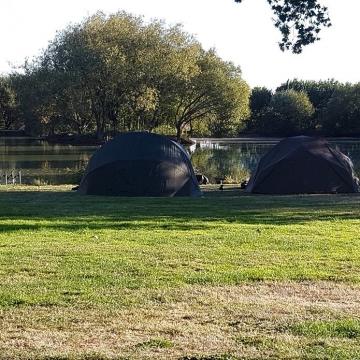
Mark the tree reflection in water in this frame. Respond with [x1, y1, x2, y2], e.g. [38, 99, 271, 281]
[1, 137, 360, 185]
[188, 139, 360, 184]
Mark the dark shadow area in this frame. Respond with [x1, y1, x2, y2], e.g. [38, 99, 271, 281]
[1, 188, 360, 233]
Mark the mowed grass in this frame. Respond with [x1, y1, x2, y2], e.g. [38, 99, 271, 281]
[1, 184, 360, 359]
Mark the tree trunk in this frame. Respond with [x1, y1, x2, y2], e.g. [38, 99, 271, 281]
[176, 123, 182, 143]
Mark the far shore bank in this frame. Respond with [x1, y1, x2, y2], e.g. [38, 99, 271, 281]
[2, 131, 360, 146]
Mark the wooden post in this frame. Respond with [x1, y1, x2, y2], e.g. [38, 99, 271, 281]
[11, 170, 16, 184]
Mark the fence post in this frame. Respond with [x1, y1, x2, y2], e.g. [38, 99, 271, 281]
[11, 170, 16, 185]
[1, 170, 22, 185]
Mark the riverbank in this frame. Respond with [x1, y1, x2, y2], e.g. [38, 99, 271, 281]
[0, 130, 27, 137]
[44, 133, 195, 146]
[44, 133, 105, 145]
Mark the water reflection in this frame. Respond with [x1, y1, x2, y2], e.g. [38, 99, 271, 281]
[1, 137, 360, 185]
[189, 138, 360, 183]
[0, 137, 97, 185]
[189, 139, 279, 183]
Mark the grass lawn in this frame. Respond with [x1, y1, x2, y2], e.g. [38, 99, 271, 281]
[0, 184, 360, 359]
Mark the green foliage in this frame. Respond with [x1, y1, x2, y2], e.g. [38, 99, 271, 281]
[10, 69, 56, 135]
[189, 118, 212, 137]
[250, 87, 273, 114]
[194, 52, 250, 138]
[190, 147, 250, 183]
[260, 89, 315, 136]
[276, 78, 341, 111]
[246, 79, 360, 137]
[321, 83, 360, 136]
[0, 76, 20, 130]
[276, 78, 342, 132]
[235, 0, 332, 54]
[10, 11, 250, 139]
[152, 124, 177, 136]
[246, 86, 273, 132]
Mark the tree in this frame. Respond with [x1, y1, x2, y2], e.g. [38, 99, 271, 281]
[320, 83, 360, 136]
[277, 78, 340, 110]
[15, 11, 251, 140]
[0, 76, 20, 130]
[276, 78, 341, 131]
[11, 65, 67, 135]
[235, 0, 331, 53]
[121, 20, 205, 135]
[204, 54, 251, 137]
[245, 86, 273, 132]
[153, 49, 250, 140]
[18, 11, 162, 138]
[261, 89, 315, 135]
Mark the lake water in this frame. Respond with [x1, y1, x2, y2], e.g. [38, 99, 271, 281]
[0, 137, 96, 185]
[190, 137, 360, 184]
[1, 136, 360, 185]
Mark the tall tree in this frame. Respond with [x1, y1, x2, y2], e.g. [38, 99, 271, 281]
[321, 83, 360, 136]
[121, 20, 204, 134]
[276, 78, 341, 130]
[10, 69, 55, 135]
[235, 0, 331, 53]
[14, 11, 251, 140]
[0, 76, 19, 130]
[156, 49, 250, 140]
[245, 86, 273, 132]
[276, 78, 340, 110]
[261, 89, 315, 135]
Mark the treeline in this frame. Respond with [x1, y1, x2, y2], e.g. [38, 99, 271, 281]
[0, 11, 250, 141]
[246, 79, 360, 137]
[1, 11, 359, 140]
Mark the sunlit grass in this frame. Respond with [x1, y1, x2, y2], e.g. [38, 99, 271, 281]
[290, 319, 360, 339]
[1, 185, 360, 359]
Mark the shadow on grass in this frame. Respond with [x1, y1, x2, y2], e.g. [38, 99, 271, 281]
[1, 189, 360, 233]
[0, 217, 222, 233]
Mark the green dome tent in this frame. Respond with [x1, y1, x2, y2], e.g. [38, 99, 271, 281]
[245, 136, 360, 194]
[77, 132, 203, 197]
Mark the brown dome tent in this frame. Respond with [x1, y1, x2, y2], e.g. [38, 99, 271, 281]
[77, 132, 203, 197]
[245, 136, 360, 194]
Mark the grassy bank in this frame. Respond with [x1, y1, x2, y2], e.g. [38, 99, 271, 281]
[1, 185, 360, 359]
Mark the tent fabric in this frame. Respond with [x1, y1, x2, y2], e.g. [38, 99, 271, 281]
[245, 136, 360, 194]
[77, 132, 203, 197]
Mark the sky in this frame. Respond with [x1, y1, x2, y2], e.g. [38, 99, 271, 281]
[0, 0, 359, 90]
